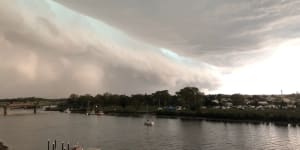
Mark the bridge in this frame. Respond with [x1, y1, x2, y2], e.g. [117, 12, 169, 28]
[0, 102, 39, 116]
[0, 98, 65, 116]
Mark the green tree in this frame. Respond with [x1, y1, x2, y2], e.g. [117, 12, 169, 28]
[176, 87, 204, 110]
[231, 94, 245, 106]
[131, 94, 145, 110]
[95, 94, 104, 106]
[68, 93, 80, 109]
[152, 90, 171, 107]
[120, 95, 129, 109]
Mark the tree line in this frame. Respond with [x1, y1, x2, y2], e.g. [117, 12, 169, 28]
[66, 87, 208, 111]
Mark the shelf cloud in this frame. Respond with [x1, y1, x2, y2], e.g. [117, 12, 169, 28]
[0, 0, 300, 97]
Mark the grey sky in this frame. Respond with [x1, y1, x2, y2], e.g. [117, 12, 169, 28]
[0, 0, 300, 97]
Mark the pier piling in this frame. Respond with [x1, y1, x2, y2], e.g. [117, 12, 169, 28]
[55, 140, 57, 150]
[48, 140, 50, 150]
[48, 140, 71, 150]
[33, 106, 37, 114]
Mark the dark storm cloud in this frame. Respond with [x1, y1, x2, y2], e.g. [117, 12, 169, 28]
[56, 0, 300, 67]
[0, 0, 221, 98]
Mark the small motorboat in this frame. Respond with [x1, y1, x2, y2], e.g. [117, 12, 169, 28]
[64, 108, 71, 114]
[96, 111, 104, 116]
[73, 145, 102, 150]
[144, 119, 155, 126]
[72, 145, 84, 150]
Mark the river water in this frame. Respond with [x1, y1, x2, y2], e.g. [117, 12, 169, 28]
[1, 110, 300, 150]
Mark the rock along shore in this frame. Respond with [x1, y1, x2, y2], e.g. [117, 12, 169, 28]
[0, 142, 8, 150]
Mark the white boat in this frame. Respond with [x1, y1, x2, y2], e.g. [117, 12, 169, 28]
[144, 105, 154, 126]
[72, 145, 101, 150]
[96, 111, 104, 116]
[64, 108, 71, 114]
[72, 145, 84, 150]
[86, 110, 104, 116]
[144, 120, 155, 126]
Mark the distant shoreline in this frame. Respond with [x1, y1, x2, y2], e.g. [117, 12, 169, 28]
[159, 115, 294, 126]
[101, 109, 300, 125]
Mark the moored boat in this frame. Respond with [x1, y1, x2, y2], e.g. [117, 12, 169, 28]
[96, 111, 104, 116]
[144, 119, 155, 126]
[72, 145, 83, 150]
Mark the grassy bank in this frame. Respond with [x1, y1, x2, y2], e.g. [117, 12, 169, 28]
[96, 107, 300, 124]
[156, 109, 300, 124]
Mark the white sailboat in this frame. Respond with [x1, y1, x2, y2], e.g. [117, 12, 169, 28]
[144, 119, 155, 126]
[64, 108, 71, 114]
[144, 105, 154, 126]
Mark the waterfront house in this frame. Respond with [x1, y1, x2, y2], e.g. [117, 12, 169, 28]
[256, 106, 264, 110]
[211, 99, 219, 105]
[213, 106, 220, 109]
[264, 104, 277, 109]
[176, 106, 183, 111]
[224, 102, 233, 108]
[287, 104, 296, 109]
[258, 101, 268, 106]
[282, 98, 291, 103]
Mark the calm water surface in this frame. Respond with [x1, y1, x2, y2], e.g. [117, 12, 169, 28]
[1, 110, 300, 150]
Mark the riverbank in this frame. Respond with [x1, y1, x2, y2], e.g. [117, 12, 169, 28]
[0, 142, 8, 150]
[101, 108, 300, 125]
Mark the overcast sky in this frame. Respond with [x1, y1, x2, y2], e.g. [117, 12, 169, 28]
[1, 0, 300, 98]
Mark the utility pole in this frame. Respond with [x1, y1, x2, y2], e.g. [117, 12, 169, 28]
[3, 105, 7, 116]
